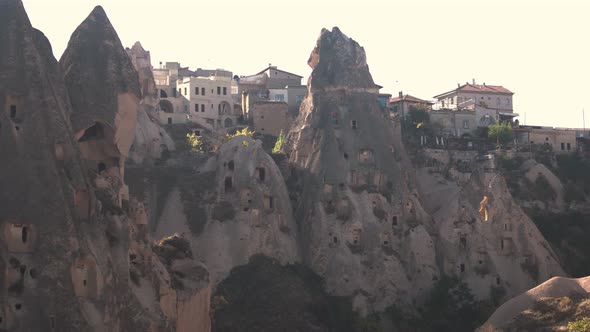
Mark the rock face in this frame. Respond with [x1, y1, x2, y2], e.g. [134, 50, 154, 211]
[285, 27, 565, 314]
[0, 1, 94, 330]
[478, 276, 590, 331]
[286, 27, 439, 312]
[416, 149, 565, 301]
[126, 41, 174, 164]
[61, 5, 140, 187]
[153, 135, 299, 285]
[1, 3, 209, 331]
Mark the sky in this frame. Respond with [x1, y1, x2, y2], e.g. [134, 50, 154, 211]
[21, 0, 590, 128]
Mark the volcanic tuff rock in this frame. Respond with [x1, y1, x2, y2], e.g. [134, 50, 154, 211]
[126, 41, 174, 165]
[478, 276, 590, 331]
[1, 3, 210, 331]
[286, 27, 439, 312]
[61, 5, 140, 176]
[0, 1, 92, 330]
[153, 135, 299, 285]
[285, 27, 565, 314]
[416, 149, 564, 301]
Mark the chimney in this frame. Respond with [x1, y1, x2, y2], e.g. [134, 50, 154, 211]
[472, 78, 476, 85]
[483, 82, 486, 86]
[457, 83, 460, 88]
[399, 91, 403, 98]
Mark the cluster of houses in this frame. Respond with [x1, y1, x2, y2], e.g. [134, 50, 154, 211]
[389, 80, 589, 154]
[153, 62, 305, 136]
[152, 61, 588, 154]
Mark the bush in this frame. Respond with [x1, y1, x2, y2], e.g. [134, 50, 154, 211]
[568, 317, 590, 332]
[186, 132, 203, 152]
[272, 130, 286, 154]
[224, 127, 255, 142]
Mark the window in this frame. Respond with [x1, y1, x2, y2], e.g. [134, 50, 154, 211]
[10, 105, 16, 119]
[167, 117, 172, 124]
[463, 120, 469, 129]
[217, 87, 221, 95]
[172, 89, 177, 97]
[225, 177, 233, 191]
[184, 88, 187, 95]
[460, 264, 465, 273]
[195, 104, 198, 113]
[257, 167, 266, 181]
[22, 226, 28, 243]
[296, 95, 304, 103]
[275, 94, 285, 101]
[223, 87, 227, 95]
[392, 216, 398, 227]
[201, 87, 205, 95]
[450, 97, 454, 105]
[201, 104, 205, 112]
[567, 143, 571, 150]
[211, 104, 213, 109]
[195, 87, 199, 95]
[561, 143, 565, 150]
[351, 120, 358, 129]
[506, 98, 510, 105]
[496, 97, 500, 105]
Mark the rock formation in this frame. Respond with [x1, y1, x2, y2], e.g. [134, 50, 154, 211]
[285, 27, 565, 315]
[416, 149, 565, 301]
[478, 276, 590, 331]
[152, 135, 299, 285]
[126, 41, 174, 165]
[1, 3, 210, 330]
[286, 27, 439, 313]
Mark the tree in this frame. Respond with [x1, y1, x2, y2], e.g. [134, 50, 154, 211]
[487, 122, 513, 146]
[272, 130, 286, 154]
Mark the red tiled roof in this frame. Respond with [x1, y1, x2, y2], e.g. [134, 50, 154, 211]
[458, 84, 512, 94]
[434, 83, 513, 99]
[389, 94, 433, 104]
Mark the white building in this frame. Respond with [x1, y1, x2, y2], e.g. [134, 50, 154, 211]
[154, 62, 239, 128]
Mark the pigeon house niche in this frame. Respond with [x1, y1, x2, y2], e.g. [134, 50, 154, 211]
[71, 256, 103, 299]
[2, 223, 37, 253]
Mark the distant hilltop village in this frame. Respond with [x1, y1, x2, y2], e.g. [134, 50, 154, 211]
[141, 51, 589, 154]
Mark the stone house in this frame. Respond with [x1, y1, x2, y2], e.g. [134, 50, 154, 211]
[250, 101, 289, 137]
[389, 92, 433, 118]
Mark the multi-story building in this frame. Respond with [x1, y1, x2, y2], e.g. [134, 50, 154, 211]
[430, 81, 518, 136]
[433, 81, 514, 112]
[238, 65, 307, 117]
[154, 62, 239, 128]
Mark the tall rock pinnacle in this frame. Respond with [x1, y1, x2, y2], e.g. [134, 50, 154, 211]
[307, 27, 378, 92]
[60, 5, 140, 163]
[286, 27, 438, 312]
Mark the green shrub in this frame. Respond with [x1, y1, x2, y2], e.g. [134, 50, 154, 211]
[568, 317, 590, 332]
[272, 130, 286, 154]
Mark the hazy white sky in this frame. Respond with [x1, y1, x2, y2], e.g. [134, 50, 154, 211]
[22, 0, 590, 128]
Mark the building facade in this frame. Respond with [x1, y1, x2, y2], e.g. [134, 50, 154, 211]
[238, 65, 307, 118]
[514, 126, 578, 153]
[154, 62, 238, 128]
[433, 81, 514, 112]
[250, 101, 289, 137]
